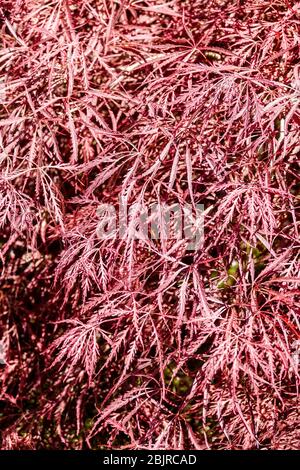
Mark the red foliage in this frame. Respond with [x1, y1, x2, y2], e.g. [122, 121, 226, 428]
[0, 0, 299, 449]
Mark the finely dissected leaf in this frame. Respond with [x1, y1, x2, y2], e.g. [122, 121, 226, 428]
[0, 0, 299, 451]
